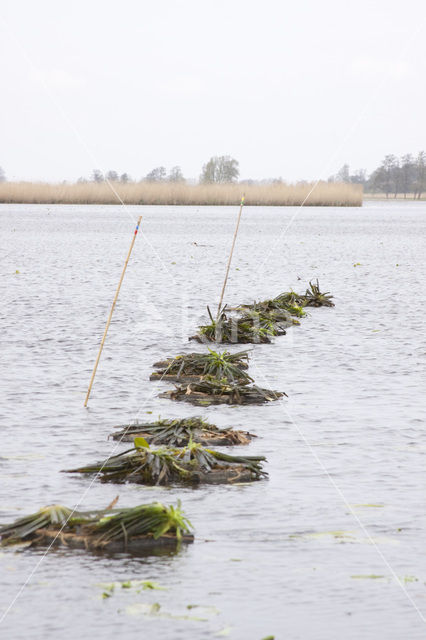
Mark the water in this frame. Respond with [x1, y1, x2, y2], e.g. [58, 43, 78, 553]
[1, 201, 426, 639]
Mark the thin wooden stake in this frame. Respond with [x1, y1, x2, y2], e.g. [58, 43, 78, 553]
[84, 216, 142, 407]
[217, 196, 245, 317]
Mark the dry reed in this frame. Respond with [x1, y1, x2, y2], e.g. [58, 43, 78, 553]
[0, 181, 362, 206]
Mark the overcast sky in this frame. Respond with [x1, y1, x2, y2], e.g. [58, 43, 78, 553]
[1, 0, 425, 182]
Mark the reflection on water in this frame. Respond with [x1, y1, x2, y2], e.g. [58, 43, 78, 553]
[1, 201, 426, 639]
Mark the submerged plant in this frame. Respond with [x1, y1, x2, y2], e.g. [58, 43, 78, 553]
[65, 439, 267, 485]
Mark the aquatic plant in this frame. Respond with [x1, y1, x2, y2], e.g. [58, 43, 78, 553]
[111, 416, 254, 446]
[193, 307, 279, 344]
[236, 280, 334, 315]
[152, 349, 252, 384]
[93, 501, 192, 543]
[65, 439, 268, 485]
[272, 290, 307, 308]
[0, 501, 193, 545]
[303, 279, 335, 307]
[0, 505, 78, 543]
[161, 375, 285, 405]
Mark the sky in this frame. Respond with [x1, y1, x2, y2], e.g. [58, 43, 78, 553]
[1, 0, 425, 183]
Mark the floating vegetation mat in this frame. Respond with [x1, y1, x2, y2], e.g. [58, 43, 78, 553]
[190, 307, 285, 345]
[190, 281, 334, 344]
[0, 501, 193, 554]
[150, 349, 252, 384]
[160, 376, 285, 406]
[303, 280, 335, 307]
[66, 440, 267, 485]
[261, 280, 334, 309]
[110, 416, 255, 446]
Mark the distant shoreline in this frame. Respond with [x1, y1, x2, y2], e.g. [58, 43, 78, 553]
[363, 193, 426, 201]
[0, 181, 362, 207]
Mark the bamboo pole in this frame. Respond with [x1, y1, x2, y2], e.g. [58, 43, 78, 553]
[84, 216, 142, 407]
[217, 196, 245, 317]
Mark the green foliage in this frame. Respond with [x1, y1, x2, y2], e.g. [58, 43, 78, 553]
[66, 440, 267, 485]
[94, 501, 192, 543]
[196, 306, 278, 344]
[157, 348, 252, 384]
[303, 280, 335, 307]
[0, 501, 193, 546]
[112, 416, 252, 446]
[0, 505, 78, 543]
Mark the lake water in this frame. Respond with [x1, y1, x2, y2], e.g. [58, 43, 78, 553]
[1, 200, 426, 639]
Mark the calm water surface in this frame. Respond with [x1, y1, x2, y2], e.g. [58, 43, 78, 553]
[1, 201, 426, 639]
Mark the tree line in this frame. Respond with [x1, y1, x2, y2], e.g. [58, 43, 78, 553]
[2, 152, 425, 197]
[330, 151, 426, 198]
[0, 155, 240, 186]
[83, 155, 240, 185]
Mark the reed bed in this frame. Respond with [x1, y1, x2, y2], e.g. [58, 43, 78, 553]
[0, 181, 363, 206]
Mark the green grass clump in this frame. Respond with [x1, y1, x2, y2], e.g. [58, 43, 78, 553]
[154, 349, 252, 383]
[65, 439, 267, 485]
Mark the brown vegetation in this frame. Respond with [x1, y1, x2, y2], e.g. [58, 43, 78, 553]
[0, 181, 362, 206]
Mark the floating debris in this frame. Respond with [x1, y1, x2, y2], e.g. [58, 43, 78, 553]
[240, 281, 333, 312]
[190, 281, 333, 343]
[150, 349, 252, 384]
[303, 280, 334, 307]
[160, 376, 285, 406]
[0, 501, 193, 553]
[110, 416, 255, 446]
[65, 440, 267, 485]
[237, 295, 306, 318]
[190, 307, 281, 344]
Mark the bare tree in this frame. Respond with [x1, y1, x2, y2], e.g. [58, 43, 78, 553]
[120, 173, 131, 183]
[145, 166, 167, 182]
[379, 155, 398, 198]
[105, 170, 119, 182]
[335, 164, 350, 183]
[350, 169, 367, 185]
[91, 169, 104, 183]
[400, 154, 414, 198]
[168, 166, 185, 182]
[200, 156, 239, 184]
[414, 151, 426, 199]
[0, 166, 5, 182]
